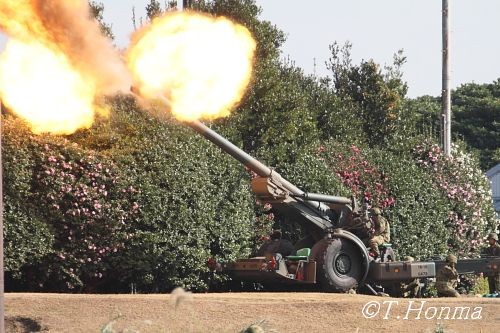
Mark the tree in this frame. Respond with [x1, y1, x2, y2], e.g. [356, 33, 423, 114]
[405, 95, 441, 139]
[146, 0, 163, 21]
[326, 42, 411, 147]
[88, 1, 114, 40]
[193, 1, 321, 159]
[406, 81, 500, 171]
[412, 140, 497, 255]
[452, 81, 500, 170]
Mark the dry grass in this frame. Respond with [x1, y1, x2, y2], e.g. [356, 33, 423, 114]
[5, 292, 500, 332]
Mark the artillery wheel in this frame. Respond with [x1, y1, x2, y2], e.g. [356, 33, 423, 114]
[315, 238, 364, 292]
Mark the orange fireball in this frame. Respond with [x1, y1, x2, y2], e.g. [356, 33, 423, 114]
[127, 12, 256, 121]
[0, 0, 129, 135]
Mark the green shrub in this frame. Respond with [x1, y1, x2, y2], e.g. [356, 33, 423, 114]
[3, 201, 53, 277]
[3, 116, 54, 282]
[3, 97, 256, 292]
[69, 97, 256, 291]
[471, 276, 490, 295]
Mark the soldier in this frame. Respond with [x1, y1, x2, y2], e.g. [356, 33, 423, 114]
[367, 207, 390, 258]
[398, 256, 421, 297]
[483, 232, 500, 293]
[256, 229, 294, 257]
[436, 254, 460, 297]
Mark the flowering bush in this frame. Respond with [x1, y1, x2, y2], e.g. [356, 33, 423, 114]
[317, 142, 395, 209]
[3, 99, 256, 292]
[68, 96, 255, 292]
[318, 141, 451, 258]
[412, 140, 496, 255]
[32, 141, 140, 290]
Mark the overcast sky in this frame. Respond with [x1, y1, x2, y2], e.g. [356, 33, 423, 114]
[1, 0, 499, 97]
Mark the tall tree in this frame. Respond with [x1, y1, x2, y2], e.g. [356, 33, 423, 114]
[88, 1, 114, 40]
[452, 81, 500, 170]
[146, 0, 163, 21]
[326, 42, 410, 147]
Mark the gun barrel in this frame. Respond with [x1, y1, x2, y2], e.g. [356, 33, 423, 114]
[189, 120, 272, 178]
[188, 120, 309, 198]
[294, 192, 352, 205]
[188, 120, 350, 222]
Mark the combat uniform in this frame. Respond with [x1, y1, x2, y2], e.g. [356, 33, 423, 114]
[436, 254, 460, 297]
[368, 208, 390, 257]
[397, 280, 420, 298]
[257, 230, 294, 257]
[257, 239, 294, 257]
[484, 233, 500, 293]
[398, 256, 420, 297]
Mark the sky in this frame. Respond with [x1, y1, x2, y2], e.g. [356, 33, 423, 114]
[1, 0, 499, 97]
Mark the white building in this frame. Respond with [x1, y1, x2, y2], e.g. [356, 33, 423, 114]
[486, 164, 500, 217]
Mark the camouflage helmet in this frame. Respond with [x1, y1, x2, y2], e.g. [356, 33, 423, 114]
[403, 256, 414, 262]
[487, 232, 498, 241]
[446, 254, 457, 264]
[370, 207, 382, 215]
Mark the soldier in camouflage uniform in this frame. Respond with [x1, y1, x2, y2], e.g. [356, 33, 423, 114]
[367, 207, 390, 258]
[398, 256, 421, 297]
[484, 232, 500, 293]
[256, 229, 294, 257]
[436, 254, 460, 297]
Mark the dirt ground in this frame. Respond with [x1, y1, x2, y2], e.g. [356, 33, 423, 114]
[4, 292, 500, 333]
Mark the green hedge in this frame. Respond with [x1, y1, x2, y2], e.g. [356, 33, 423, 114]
[3, 97, 256, 292]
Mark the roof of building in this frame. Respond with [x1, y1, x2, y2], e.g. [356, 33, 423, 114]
[486, 163, 500, 178]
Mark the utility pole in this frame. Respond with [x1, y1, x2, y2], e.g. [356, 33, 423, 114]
[441, 0, 451, 157]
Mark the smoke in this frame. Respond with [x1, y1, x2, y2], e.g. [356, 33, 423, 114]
[0, 0, 130, 95]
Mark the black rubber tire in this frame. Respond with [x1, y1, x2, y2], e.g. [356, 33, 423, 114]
[317, 237, 363, 292]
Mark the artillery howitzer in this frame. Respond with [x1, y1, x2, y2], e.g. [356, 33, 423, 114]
[188, 120, 499, 294]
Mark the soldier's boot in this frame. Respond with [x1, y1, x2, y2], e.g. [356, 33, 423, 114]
[438, 288, 460, 297]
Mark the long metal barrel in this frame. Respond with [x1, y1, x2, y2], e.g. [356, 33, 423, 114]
[187, 120, 350, 208]
[188, 120, 272, 178]
[293, 192, 352, 205]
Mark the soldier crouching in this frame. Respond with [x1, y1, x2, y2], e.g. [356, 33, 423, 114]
[399, 256, 421, 297]
[436, 254, 460, 297]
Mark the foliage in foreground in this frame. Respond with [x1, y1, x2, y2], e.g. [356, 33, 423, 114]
[3, 97, 256, 292]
